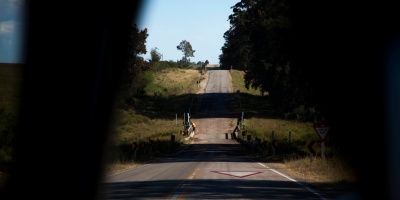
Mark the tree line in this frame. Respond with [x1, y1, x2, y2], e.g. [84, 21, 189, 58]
[219, 0, 330, 123]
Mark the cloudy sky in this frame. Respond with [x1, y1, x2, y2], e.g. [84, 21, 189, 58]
[0, 0, 238, 64]
[0, 0, 24, 63]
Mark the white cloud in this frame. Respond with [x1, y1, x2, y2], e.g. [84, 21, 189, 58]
[0, 20, 15, 35]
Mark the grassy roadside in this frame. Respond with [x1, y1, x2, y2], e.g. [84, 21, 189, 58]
[103, 67, 206, 175]
[107, 68, 358, 189]
[229, 69, 358, 195]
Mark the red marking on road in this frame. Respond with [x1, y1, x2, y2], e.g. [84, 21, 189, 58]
[211, 171, 263, 178]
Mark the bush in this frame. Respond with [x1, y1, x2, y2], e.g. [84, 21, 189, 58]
[152, 61, 180, 71]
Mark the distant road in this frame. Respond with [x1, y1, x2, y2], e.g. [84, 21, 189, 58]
[100, 68, 328, 200]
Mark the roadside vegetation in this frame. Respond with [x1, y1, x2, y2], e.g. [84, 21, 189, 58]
[0, 22, 357, 195]
[102, 24, 213, 175]
[0, 62, 357, 193]
[104, 62, 208, 175]
[0, 63, 22, 188]
[229, 69, 357, 191]
[106, 66, 358, 190]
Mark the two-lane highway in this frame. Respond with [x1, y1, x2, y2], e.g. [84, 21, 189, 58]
[100, 68, 328, 199]
[102, 142, 326, 199]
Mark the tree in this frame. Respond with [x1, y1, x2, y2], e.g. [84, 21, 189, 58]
[219, 0, 314, 119]
[118, 24, 150, 106]
[150, 47, 162, 62]
[176, 40, 195, 65]
[202, 60, 209, 70]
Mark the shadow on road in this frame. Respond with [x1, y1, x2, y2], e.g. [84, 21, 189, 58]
[130, 92, 279, 120]
[101, 178, 358, 199]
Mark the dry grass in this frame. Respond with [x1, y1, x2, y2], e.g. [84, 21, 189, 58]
[283, 156, 357, 183]
[110, 108, 183, 145]
[205, 64, 220, 68]
[147, 68, 201, 96]
[243, 118, 317, 141]
[155, 68, 199, 83]
[229, 69, 261, 96]
[263, 155, 359, 198]
[103, 162, 139, 176]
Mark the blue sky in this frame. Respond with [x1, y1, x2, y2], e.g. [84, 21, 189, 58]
[0, 0, 238, 64]
[136, 0, 238, 64]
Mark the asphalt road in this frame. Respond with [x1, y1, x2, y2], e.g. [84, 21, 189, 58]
[100, 68, 328, 200]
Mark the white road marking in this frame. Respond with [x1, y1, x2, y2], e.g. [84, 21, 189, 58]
[258, 162, 328, 200]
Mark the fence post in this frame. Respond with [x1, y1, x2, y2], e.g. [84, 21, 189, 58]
[132, 142, 138, 161]
[241, 112, 244, 124]
[171, 134, 175, 142]
[288, 131, 291, 153]
[271, 131, 275, 156]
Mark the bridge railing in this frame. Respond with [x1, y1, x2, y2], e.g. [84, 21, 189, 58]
[231, 112, 245, 139]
